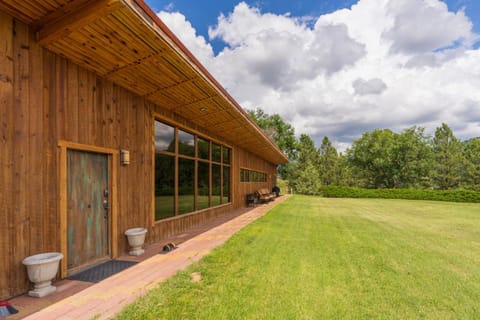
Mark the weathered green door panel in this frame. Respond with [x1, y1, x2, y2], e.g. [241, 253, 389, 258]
[67, 150, 109, 270]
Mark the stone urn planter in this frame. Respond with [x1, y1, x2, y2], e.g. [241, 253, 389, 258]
[125, 228, 147, 256]
[22, 252, 63, 298]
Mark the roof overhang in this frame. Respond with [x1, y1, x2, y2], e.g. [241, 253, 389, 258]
[0, 0, 289, 165]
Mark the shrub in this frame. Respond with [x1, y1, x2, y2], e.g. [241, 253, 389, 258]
[320, 186, 480, 203]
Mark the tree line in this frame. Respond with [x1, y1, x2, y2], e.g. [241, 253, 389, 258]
[247, 109, 480, 194]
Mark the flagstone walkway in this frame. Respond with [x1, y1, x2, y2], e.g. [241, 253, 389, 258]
[12, 195, 288, 320]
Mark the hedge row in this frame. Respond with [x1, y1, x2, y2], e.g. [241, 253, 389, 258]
[320, 186, 480, 203]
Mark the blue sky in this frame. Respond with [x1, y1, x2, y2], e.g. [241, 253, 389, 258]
[146, 1, 480, 29]
[147, 0, 479, 52]
[145, 0, 480, 150]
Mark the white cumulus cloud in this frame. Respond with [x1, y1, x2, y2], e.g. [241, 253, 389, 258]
[383, 0, 473, 54]
[157, 0, 480, 151]
[353, 78, 388, 95]
[208, 2, 365, 91]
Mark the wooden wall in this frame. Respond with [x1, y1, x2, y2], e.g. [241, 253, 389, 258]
[0, 14, 278, 298]
[0, 13, 153, 297]
[235, 147, 277, 199]
[0, 13, 53, 299]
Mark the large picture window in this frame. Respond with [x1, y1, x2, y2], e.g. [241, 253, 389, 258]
[154, 120, 231, 221]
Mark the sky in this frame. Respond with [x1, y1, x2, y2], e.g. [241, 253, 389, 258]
[145, 0, 480, 151]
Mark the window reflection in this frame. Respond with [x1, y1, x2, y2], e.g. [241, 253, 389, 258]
[155, 154, 175, 220]
[155, 121, 175, 152]
[212, 164, 221, 206]
[178, 130, 195, 157]
[198, 161, 210, 210]
[223, 147, 230, 164]
[212, 143, 221, 162]
[240, 168, 267, 182]
[223, 166, 230, 203]
[178, 158, 195, 214]
[198, 138, 209, 160]
[154, 120, 231, 221]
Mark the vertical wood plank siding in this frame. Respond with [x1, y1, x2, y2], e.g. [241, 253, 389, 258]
[0, 11, 15, 299]
[0, 16, 278, 298]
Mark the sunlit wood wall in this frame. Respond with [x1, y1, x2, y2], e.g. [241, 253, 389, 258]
[0, 14, 278, 298]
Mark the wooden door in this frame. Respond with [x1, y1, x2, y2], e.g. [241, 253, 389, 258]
[67, 150, 109, 270]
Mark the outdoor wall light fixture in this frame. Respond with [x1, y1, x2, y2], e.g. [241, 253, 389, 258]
[120, 149, 130, 165]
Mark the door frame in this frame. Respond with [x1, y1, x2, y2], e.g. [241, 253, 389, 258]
[58, 141, 119, 277]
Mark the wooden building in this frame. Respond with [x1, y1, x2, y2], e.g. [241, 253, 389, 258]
[0, 0, 288, 298]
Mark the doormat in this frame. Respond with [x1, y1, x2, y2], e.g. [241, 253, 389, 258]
[67, 260, 137, 283]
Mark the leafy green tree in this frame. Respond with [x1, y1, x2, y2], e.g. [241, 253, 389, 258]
[461, 138, 480, 190]
[347, 127, 435, 189]
[335, 153, 355, 186]
[392, 126, 433, 188]
[289, 134, 321, 194]
[248, 108, 479, 192]
[290, 162, 322, 195]
[297, 134, 319, 164]
[247, 108, 298, 160]
[319, 136, 339, 185]
[347, 129, 397, 188]
[432, 123, 464, 190]
[247, 108, 299, 179]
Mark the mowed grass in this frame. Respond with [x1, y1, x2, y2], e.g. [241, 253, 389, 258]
[116, 196, 480, 319]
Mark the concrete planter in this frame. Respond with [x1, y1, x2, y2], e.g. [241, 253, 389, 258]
[22, 252, 63, 298]
[125, 228, 147, 256]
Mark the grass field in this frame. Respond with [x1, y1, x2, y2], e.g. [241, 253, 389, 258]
[116, 196, 480, 319]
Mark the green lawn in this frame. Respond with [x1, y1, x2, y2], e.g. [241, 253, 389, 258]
[116, 195, 480, 319]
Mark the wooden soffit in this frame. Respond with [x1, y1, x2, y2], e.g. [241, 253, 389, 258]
[0, 0, 288, 165]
